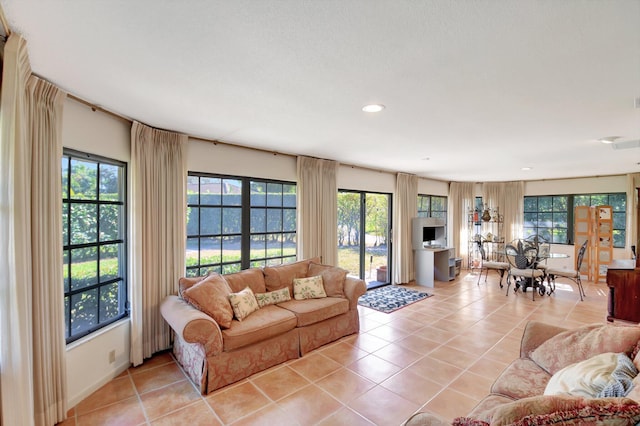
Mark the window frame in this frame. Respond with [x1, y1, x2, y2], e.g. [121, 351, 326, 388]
[523, 193, 626, 247]
[186, 172, 297, 277]
[62, 149, 128, 344]
[417, 194, 448, 221]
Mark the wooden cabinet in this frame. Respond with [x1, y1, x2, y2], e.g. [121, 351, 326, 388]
[606, 267, 640, 323]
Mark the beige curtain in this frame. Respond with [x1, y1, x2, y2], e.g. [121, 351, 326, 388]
[447, 182, 474, 266]
[393, 173, 417, 284]
[1, 33, 67, 426]
[0, 33, 35, 426]
[483, 181, 524, 243]
[27, 77, 67, 425]
[296, 156, 338, 265]
[130, 122, 187, 366]
[626, 173, 640, 256]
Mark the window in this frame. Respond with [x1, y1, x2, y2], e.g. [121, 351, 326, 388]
[186, 174, 296, 276]
[417, 195, 447, 220]
[62, 150, 128, 344]
[524, 193, 626, 247]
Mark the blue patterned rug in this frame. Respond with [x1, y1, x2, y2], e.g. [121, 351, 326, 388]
[358, 285, 432, 313]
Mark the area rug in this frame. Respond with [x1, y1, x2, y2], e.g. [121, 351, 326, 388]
[358, 285, 432, 313]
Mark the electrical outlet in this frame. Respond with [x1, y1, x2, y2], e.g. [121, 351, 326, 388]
[109, 350, 116, 364]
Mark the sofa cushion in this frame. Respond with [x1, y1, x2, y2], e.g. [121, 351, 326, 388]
[466, 394, 515, 423]
[181, 273, 233, 328]
[627, 374, 640, 403]
[308, 263, 348, 298]
[221, 305, 297, 351]
[491, 358, 551, 400]
[293, 275, 327, 300]
[544, 352, 638, 398]
[178, 274, 208, 297]
[223, 268, 267, 294]
[530, 323, 640, 375]
[255, 287, 291, 308]
[228, 287, 260, 321]
[277, 297, 349, 327]
[263, 257, 320, 293]
[488, 395, 640, 426]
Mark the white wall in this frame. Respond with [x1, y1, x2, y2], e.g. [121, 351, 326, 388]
[62, 99, 131, 407]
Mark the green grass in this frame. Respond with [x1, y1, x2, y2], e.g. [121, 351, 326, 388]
[338, 246, 387, 280]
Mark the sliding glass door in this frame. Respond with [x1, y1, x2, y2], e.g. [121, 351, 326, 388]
[337, 190, 391, 289]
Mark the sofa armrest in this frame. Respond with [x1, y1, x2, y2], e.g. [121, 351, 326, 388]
[160, 295, 223, 357]
[404, 412, 450, 426]
[344, 276, 366, 309]
[520, 320, 567, 358]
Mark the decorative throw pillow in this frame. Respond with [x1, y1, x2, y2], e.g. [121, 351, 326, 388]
[178, 274, 210, 298]
[181, 273, 233, 328]
[255, 287, 291, 308]
[263, 258, 319, 293]
[228, 286, 260, 321]
[530, 323, 640, 375]
[308, 263, 348, 298]
[293, 275, 327, 300]
[544, 352, 638, 398]
[489, 395, 640, 426]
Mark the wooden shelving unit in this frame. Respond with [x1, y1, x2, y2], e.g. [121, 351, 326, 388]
[595, 205, 613, 283]
[574, 205, 613, 283]
[574, 206, 593, 281]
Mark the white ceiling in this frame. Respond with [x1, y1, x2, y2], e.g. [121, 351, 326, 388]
[2, 1, 639, 182]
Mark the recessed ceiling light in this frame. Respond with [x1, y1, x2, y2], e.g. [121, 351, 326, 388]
[599, 136, 620, 144]
[362, 104, 385, 113]
[521, 167, 532, 171]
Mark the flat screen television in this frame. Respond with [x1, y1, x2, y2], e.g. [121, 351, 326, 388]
[423, 227, 437, 242]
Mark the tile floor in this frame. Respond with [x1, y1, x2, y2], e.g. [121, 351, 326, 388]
[58, 272, 613, 425]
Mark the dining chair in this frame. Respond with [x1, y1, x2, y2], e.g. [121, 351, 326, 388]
[504, 239, 546, 300]
[545, 240, 588, 301]
[476, 245, 509, 288]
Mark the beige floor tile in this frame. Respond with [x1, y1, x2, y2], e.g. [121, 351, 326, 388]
[407, 356, 464, 386]
[141, 379, 201, 421]
[250, 365, 310, 401]
[347, 353, 404, 383]
[205, 382, 270, 424]
[365, 324, 411, 342]
[316, 368, 376, 403]
[75, 375, 136, 415]
[130, 362, 186, 395]
[380, 369, 443, 405]
[230, 403, 298, 426]
[349, 385, 420, 425]
[448, 371, 496, 400]
[422, 388, 480, 422]
[428, 345, 484, 370]
[320, 341, 369, 365]
[276, 384, 342, 424]
[75, 396, 146, 426]
[316, 407, 375, 426]
[150, 400, 221, 426]
[288, 352, 342, 381]
[372, 342, 423, 368]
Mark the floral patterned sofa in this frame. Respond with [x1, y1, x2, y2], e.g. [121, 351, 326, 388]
[160, 258, 366, 394]
[405, 321, 640, 426]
